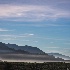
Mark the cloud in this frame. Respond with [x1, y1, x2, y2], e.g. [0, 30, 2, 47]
[45, 46, 59, 49]
[0, 33, 34, 38]
[34, 36, 70, 42]
[3, 38, 16, 41]
[0, 4, 70, 21]
[0, 35, 14, 37]
[20, 33, 34, 36]
[28, 34, 34, 36]
[45, 49, 60, 53]
[0, 0, 70, 6]
[22, 40, 30, 42]
[22, 40, 38, 43]
[34, 41, 38, 43]
[0, 28, 12, 31]
[11, 22, 68, 27]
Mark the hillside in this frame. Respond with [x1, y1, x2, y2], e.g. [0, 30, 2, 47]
[0, 42, 64, 61]
[0, 42, 29, 54]
[0, 42, 45, 54]
[6, 44, 45, 54]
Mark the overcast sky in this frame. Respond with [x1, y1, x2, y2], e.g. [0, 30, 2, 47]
[0, 0, 70, 57]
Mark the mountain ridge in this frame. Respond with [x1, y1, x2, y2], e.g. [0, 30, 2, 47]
[48, 53, 70, 60]
[0, 42, 69, 61]
[6, 43, 45, 54]
[0, 42, 29, 54]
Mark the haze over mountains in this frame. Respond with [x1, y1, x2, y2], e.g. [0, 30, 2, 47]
[0, 42, 70, 61]
[48, 53, 70, 60]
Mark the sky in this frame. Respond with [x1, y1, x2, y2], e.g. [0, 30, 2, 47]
[0, 0, 70, 56]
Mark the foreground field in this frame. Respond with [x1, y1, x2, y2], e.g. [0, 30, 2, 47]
[0, 62, 70, 70]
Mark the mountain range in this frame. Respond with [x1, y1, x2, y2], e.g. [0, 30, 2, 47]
[6, 43, 45, 54]
[0, 42, 70, 61]
[48, 53, 70, 60]
[0, 42, 29, 54]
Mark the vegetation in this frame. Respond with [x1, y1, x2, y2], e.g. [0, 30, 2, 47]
[0, 62, 70, 70]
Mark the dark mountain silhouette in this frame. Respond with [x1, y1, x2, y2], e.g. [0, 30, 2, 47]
[0, 42, 14, 53]
[0, 42, 44, 54]
[0, 42, 65, 61]
[0, 42, 11, 50]
[6, 44, 45, 54]
[0, 42, 29, 54]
